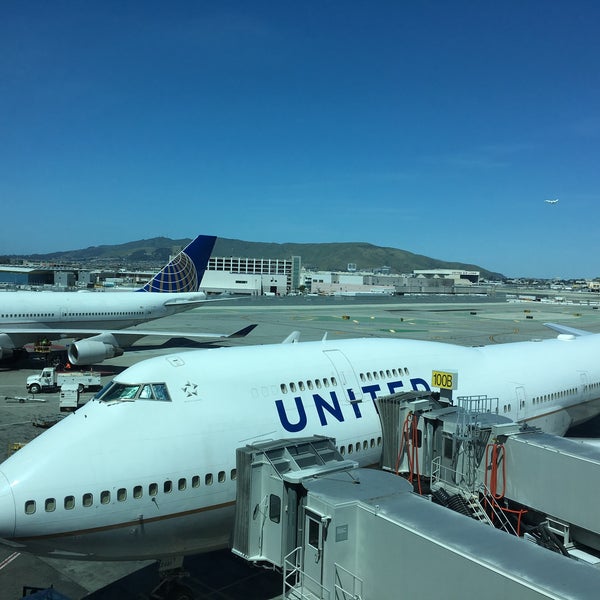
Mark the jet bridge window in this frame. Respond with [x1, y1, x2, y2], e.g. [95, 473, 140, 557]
[269, 494, 281, 523]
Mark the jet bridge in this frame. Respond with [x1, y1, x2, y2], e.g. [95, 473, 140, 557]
[231, 435, 600, 599]
[376, 391, 600, 563]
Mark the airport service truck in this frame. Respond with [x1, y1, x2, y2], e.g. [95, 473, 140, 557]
[26, 367, 102, 394]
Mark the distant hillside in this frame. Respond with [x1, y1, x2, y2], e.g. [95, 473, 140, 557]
[15, 237, 505, 279]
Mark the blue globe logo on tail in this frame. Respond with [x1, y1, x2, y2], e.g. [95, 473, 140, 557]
[139, 235, 217, 293]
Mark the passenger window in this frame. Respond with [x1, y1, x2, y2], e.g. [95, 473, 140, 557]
[117, 488, 127, 502]
[281, 384, 288, 394]
[83, 493, 93, 507]
[218, 471, 225, 483]
[164, 481, 172, 493]
[25, 501, 36, 515]
[315, 379, 322, 388]
[331, 377, 337, 386]
[290, 382, 296, 392]
[205, 474, 213, 486]
[178, 478, 186, 491]
[45, 498, 56, 512]
[230, 469, 237, 480]
[64, 496, 75, 510]
[307, 380, 314, 390]
[101, 491, 111, 504]
[299, 381, 305, 391]
[192, 475, 200, 488]
[134, 486, 143, 499]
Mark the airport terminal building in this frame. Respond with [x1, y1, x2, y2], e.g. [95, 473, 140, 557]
[198, 255, 302, 296]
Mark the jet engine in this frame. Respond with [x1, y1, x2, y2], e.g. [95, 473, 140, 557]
[68, 339, 123, 365]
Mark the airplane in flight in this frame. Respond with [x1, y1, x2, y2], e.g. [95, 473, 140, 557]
[1, 322, 600, 568]
[545, 198, 559, 204]
[0, 235, 254, 366]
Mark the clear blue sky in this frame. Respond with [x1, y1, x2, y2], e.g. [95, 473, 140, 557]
[1, 1, 599, 278]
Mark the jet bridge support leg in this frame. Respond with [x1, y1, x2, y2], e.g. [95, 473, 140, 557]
[150, 556, 193, 600]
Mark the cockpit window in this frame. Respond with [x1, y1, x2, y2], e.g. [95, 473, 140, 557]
[139, 385, 153, 399]
[100, 383, 141, 402]
[152, 384, 170, 401]
[98, 382, 171, 403]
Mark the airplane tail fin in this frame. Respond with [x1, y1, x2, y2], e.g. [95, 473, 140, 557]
[138, 235, 217, 293]
[282, 331, 300, 344]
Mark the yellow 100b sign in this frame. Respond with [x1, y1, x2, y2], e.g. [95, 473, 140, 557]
[431, 370, 458, 390]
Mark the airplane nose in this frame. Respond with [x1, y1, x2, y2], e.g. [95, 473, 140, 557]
[0, 471, 16, 539]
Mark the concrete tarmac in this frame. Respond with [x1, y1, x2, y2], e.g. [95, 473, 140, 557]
[1, 293, 600, 599]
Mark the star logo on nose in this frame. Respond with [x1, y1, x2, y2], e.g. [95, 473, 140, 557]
[182, 381, 198, 397]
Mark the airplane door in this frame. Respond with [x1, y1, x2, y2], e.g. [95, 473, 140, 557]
[323, 349, 363, 403]
[302, 510, 325, 595]
[515, 386, 526, 421]
[579, 372, 590, 402]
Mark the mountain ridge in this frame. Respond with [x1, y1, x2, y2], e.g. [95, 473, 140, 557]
[9, 237, 505, 279]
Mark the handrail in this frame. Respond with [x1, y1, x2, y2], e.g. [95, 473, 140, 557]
[283, 546, 330, 599]
[334, 562, 363, 600]
[432, 457, 526, 537]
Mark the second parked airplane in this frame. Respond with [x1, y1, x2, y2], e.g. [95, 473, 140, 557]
[0, 235, 255, 365]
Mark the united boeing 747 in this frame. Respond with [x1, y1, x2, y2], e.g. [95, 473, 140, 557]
[1, 323, 600, 566]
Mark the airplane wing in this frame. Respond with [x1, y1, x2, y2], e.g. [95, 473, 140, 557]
[162, 295, 242, 307]
[107, 324, 258, 341]
[543, 323, 593, 337]
[1, 324, 257, 364]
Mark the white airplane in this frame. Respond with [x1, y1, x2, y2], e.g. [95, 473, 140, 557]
[545, 198, 559, 204]
[1, 323, 600, 565]
[0, 235, 255, 366]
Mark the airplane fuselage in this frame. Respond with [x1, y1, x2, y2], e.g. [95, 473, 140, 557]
[0, 290, 207, 332]
[1, 334, 600, 560]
